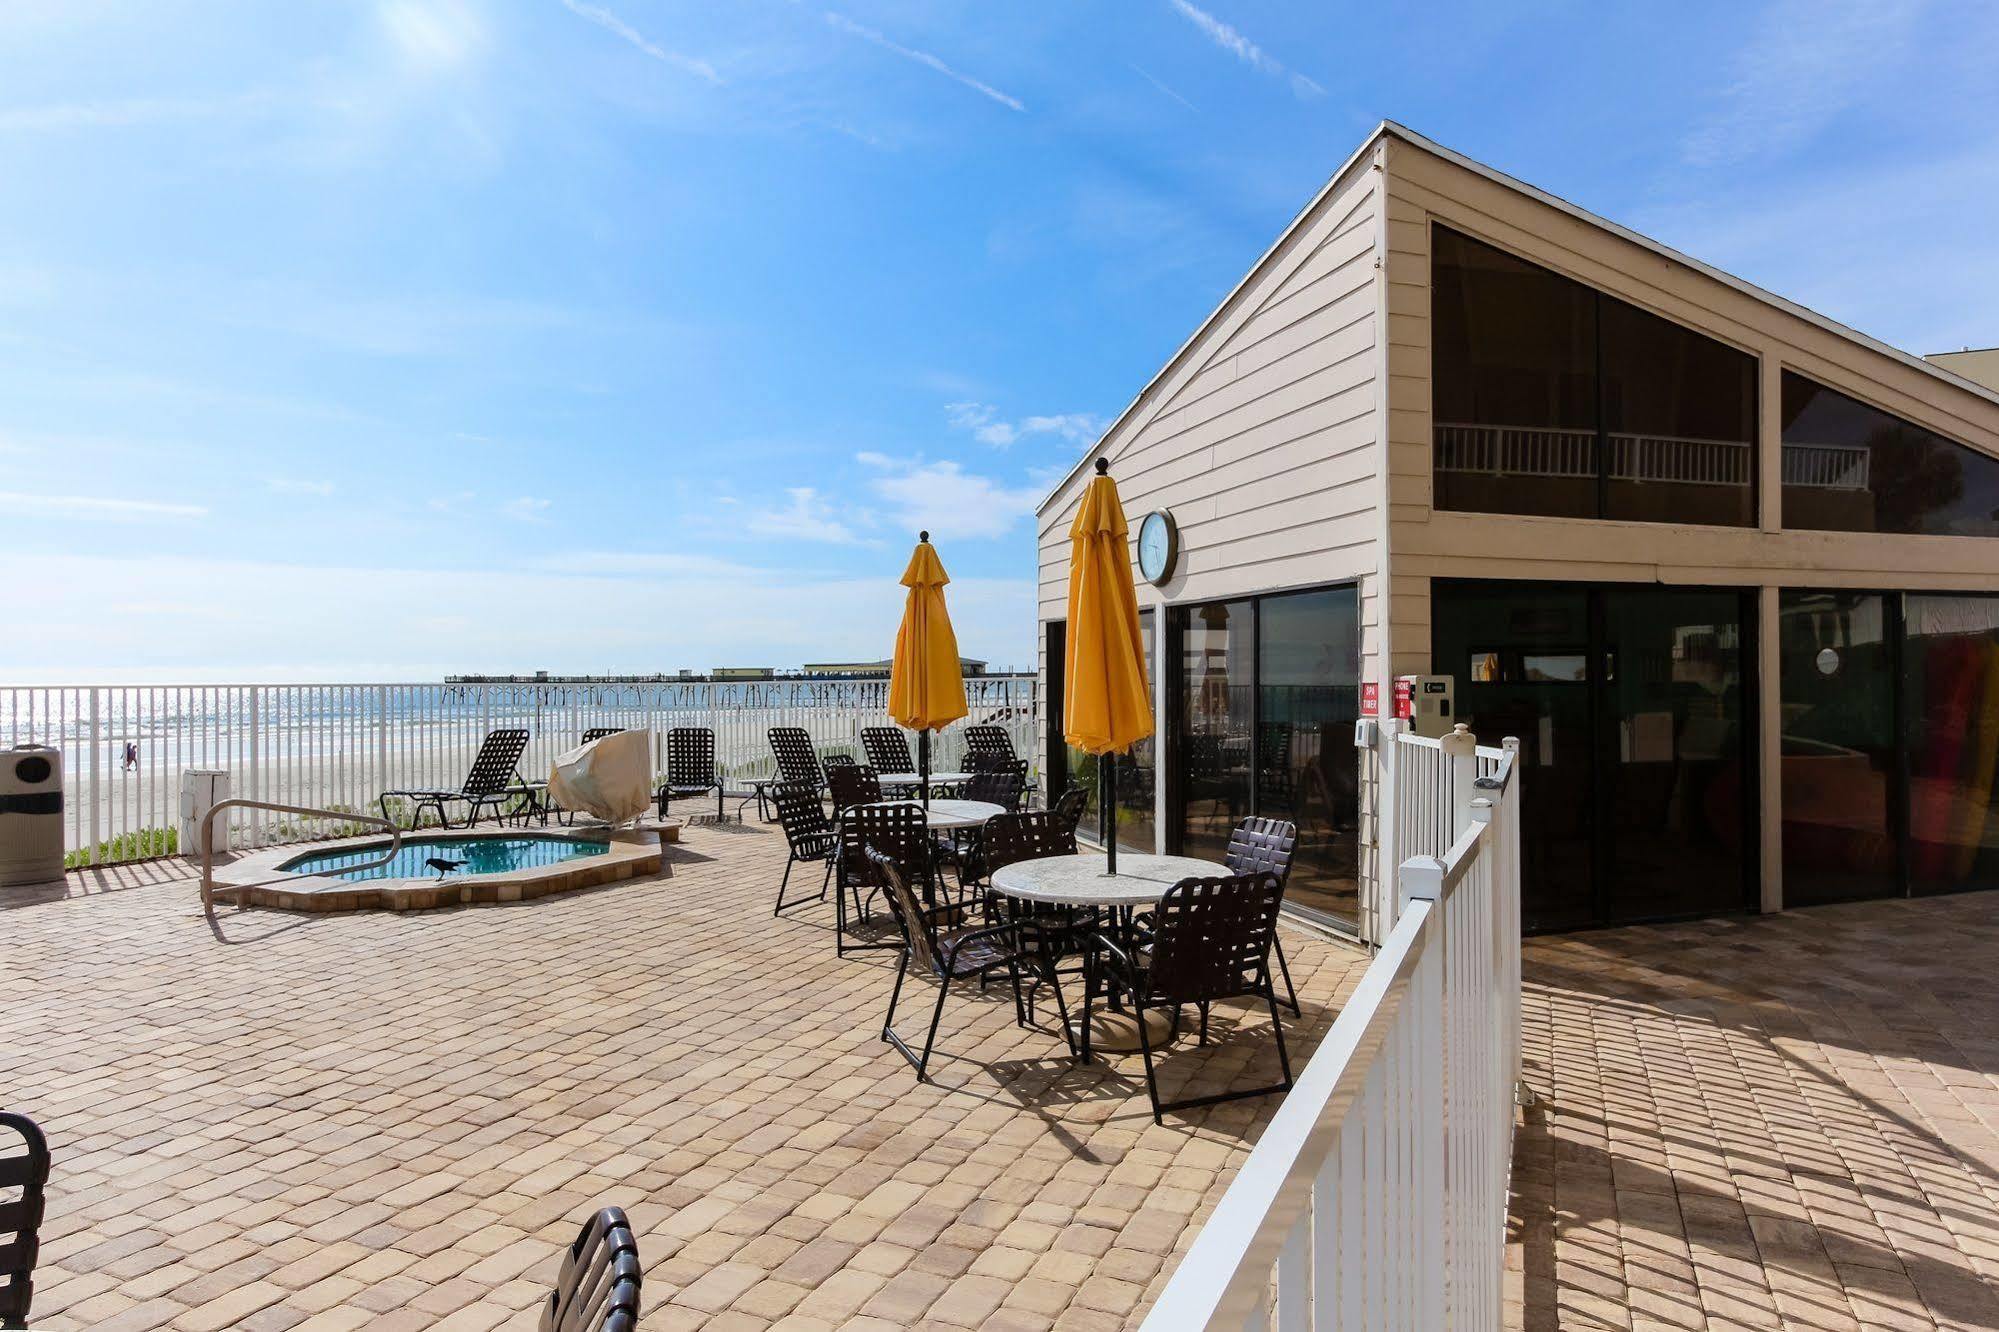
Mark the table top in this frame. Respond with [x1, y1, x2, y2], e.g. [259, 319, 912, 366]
[855, 798, 1005, 831]
[880, 771, 973, 787]
[989, 853, 1231, 907]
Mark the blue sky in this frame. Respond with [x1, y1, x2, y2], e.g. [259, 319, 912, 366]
[3, 1, 1996, 682]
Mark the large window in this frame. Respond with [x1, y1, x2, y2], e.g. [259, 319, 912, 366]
[1045, 613, 1156, 853]
[1780, 589, 1999, 906]
[1781, 374, 1999, 537]
[1433, 226, 1757, 527]
[1170, 585, 1361, 928]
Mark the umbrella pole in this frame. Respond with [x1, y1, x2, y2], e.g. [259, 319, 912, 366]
[1101, 751, 1117, 875]
[919, 729, 930, 814]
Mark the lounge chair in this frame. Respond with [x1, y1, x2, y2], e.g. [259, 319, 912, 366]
[1, 1110, 50, 1330]
[379, 728, 533, 830]
[655, 727, 725, 822]
[542, 1206, 640, 1332]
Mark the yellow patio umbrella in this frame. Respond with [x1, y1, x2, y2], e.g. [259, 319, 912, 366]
[888, 531, 968, 810]
[1065, 458, 1153, 872]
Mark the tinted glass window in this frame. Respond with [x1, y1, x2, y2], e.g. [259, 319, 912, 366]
[1599, 297, 1756, 525]
[1779, 591, 1899, 907]
[1433, 225, 1757, 528]
[1176, 599, 1253, 863]
[1432, 228, 1597, 519]
[1256, 587, 1361, 923]
[1781, 373, 1999, 537]
[1904, 594, 1999, 895]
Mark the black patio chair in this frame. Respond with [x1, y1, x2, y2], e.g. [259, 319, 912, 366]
[541, 1205, 640, 1332]
[656, 727, 725, 822]
[771, 782, 836, 917]
[963, 724, 1017, 764]
[0, 1111, 50, 1331]
[826, 763, 882, 819]
[1050, 785, 1088, 837]
[977, 810, 1083, 1029]
[870, 847, 1062, 1082]
[750, 726, 828, 823]
[837, 800, 930, 955]
[1224, 817, 1304, 1017]
[860, 726, 915, 777]
[962, 761, 1027, 813]
[380, 728, 533, 829]
[582, 727, 623, 745]
[1090, 872, 1293, 1124]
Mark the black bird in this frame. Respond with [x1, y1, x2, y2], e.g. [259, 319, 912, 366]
[425, 856, 465, 876]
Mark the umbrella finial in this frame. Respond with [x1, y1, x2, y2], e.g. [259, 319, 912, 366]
[1094, 457, 1109, 475]
[919, 530, 930, 542]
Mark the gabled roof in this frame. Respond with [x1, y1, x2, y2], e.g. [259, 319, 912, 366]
[1036, 119, 1999, 516]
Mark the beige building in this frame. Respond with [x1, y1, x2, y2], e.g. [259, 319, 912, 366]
[1034, 121, 1999, 942]
[1928, 346, 1999, 394]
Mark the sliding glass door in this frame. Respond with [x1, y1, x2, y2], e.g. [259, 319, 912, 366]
[1045, 612, 1156, 853]
[1437, 580, 1757, 931]
[1169, 584, 1361, 929]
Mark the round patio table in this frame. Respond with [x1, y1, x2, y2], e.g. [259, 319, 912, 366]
[989, 852, 1227, 1054]
[853, 798, 1004, 830]
[880, 770, 973, 793]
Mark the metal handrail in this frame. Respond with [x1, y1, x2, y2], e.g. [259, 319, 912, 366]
[200, 798, 400, 911]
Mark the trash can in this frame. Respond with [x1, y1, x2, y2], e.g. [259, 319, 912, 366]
[179, 769, 232, 860]
[0, 744, 66, 886]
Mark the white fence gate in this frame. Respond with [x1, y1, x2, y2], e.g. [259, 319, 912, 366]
[1141, 723, 1522, 1330]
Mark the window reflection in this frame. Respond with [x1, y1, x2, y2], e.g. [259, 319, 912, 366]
[1432, 225, 1756, 527]
[1781, 374, 1999, 537]
[1905, 595, 1999, 894]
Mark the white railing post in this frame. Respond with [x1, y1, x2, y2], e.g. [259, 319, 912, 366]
[1376, 717, 1403, 937]
[87, 686, 101, 865]
[1440, 723, 1476, 840]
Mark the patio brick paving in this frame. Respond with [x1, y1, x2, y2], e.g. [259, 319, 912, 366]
[1, 822, 1366, 1331]
[1510, 895, 1999, 1332]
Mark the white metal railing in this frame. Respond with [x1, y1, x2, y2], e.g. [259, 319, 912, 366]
[0, 676, 1037, 865]
[1435, 422, 1872, 492]
[1142, 724, 1521, 1330]
[199, 798, 401, 912]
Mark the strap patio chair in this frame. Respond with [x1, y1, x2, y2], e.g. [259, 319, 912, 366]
[0, 1111, 50, 1331]
[860, 726, 915, 774]
[749, 727, 827, 824]
[656, 727, 725, 822]
[541, 1205, 640, 1332]
[1049, 785, 1088, 838]
[1224, 817, 1305, 1016]
[977, 809, 1083, 1031]
[869, 846, 1063, 1082]
[963, 724, 1017, 763]
[826, 763, 882, 819]
[837, 800, 930, 956]
[771, 782, 836, 917]
[379, 728, 533, 830]
[1089, 871, 1293, 1124]
[962, 762, 1026, 813]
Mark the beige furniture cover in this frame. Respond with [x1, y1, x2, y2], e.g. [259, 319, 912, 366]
[547, 730, 652, 826]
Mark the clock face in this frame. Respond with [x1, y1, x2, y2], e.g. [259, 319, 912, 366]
[1137, 510, 1175, 584]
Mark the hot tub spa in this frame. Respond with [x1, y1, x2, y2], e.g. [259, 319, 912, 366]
[211, 825, 670, 913]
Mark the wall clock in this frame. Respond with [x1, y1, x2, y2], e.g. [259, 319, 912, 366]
[1136, 510, 1177, 585]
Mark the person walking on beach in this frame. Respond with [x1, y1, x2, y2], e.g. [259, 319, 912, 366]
[123, 740, 138, 772]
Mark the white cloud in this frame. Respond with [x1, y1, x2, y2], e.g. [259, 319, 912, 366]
[0, 491, 206, 521]
[825, 13, 1025, 113]
[857, 455, 1040, 540]
[747, 487, 875, 545]
[1165, 0, 1322, 99]
[946, 401, 1101, 449]
[557, 0, 722, 85]
[379, 0, 486, 72]
[428, 490, 476, 512]
[1129, 63, 1198, 113]
[1681, 0, 1922, 167]
[501, 496, 553, 522]
[267, 478, 336, 497]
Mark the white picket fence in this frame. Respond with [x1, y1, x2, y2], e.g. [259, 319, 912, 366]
[0, 677, 1037, 864]
[1141, 722, 1521, 1330]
